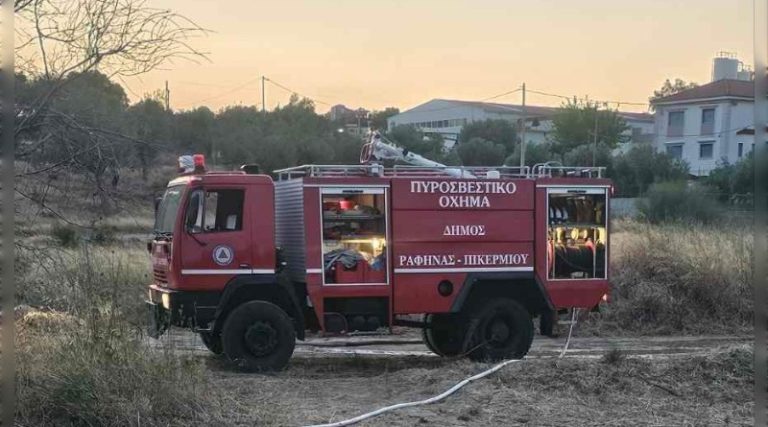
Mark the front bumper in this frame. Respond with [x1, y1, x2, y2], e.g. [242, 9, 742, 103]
[146, 284, 220, 336]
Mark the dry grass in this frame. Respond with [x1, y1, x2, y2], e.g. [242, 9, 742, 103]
[17, 243, 150, 319]
[15, 307, 246, 426]
[13, 242, 279, 426]
[592, 218, 753, 335]
[201, 347, 752, 426]
[12, 184, 756, 425]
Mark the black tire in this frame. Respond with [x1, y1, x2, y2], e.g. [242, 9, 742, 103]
[199, 331, 223, 355]
[465, 298, 534, 362]
[422, 313, 465, 357]
[221, 300, 296, 372]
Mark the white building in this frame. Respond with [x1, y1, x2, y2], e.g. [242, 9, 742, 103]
[651, 79, 755, 177]
[387, 98, 653, 150]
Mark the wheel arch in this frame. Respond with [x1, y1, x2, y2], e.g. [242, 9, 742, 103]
[213, 273, 305, 340]
[450, 272, 553, 317]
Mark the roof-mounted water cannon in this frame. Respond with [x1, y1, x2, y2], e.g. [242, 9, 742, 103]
[360, 131, 475, 178]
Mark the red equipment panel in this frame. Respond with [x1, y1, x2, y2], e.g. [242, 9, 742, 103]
[390, 178, 535, 314]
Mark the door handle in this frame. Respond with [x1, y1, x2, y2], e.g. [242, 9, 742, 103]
[239, 263, 251, 269]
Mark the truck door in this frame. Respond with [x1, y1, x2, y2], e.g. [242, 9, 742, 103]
[178, 186, 254, 290]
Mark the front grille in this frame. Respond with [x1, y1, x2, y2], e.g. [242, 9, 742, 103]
[153, 268, 168, 284]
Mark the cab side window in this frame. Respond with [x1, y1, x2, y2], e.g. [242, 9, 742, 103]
[204, 189, 244, 232]
[186, 189, 244, 233]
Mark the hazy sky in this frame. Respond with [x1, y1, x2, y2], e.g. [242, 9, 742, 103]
[123, 0, 754, 114]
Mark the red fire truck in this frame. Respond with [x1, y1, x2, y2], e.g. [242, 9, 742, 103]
[147, 134, 612, 371]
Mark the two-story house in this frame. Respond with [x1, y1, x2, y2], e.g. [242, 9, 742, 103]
[652, 79, 754, 176]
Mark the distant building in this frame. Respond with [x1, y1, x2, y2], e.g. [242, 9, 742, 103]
[651, 54, 758, 177]
[386, 99, 653, 151]
[327, 104, 370, 138]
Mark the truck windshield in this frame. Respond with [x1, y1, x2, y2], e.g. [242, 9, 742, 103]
[154, 185, 184, 234]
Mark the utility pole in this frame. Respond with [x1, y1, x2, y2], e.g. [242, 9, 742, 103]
[261, 76, 266, 115]
[164, 80, 170, 111]
[592, 103, 599, 167]
[519, 83, 527, 168]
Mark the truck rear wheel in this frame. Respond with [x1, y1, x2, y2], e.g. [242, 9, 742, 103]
[221, 300, 296, 372]
[422, 314, 465, 357]
[199, 331, 223, 355]
[465, 298, 534, 362]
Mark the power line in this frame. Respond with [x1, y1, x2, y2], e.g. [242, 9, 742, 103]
[264, 77, 333, 106]
[526, 88, 649, 108]
[178, 75, 263, 108]
[480, 87, 522, 102]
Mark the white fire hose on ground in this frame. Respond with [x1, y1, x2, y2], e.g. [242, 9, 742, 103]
[304, 309, 580, 427]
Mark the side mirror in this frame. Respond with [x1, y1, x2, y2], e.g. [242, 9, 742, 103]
[186, 224, 203, 234]
[154, 197, 162, 214]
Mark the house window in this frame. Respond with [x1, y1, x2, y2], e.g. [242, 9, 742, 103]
[701, 108, 715, 135]
[738, 143, 743, 158]
[666, 144, 683, 159]
[699, 142, 714, 160]
[667, 111, 684, 137]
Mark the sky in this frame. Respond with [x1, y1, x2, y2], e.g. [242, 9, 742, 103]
[122, 0, 755, 114]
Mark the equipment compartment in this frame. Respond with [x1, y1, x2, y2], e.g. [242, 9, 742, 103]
[320, 187, 388, 285]
[547, 189, 607, 280]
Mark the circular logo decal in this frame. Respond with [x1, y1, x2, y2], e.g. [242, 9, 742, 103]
[212, 245, 234, 266]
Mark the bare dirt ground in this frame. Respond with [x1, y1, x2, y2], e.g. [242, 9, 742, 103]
[149, 329, 753, 426]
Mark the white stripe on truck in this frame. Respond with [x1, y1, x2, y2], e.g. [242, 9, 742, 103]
[181, 269, 275, 275]
[394, 267, 534, 274]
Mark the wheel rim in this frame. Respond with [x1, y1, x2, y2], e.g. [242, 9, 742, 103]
[244, 321, 278, 356]
[483, 312, 516, 349]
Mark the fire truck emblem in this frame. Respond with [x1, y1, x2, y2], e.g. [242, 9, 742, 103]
[212, 245, 234, 266]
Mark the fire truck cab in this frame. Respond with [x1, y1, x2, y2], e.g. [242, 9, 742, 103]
[148, 150, 612, 372]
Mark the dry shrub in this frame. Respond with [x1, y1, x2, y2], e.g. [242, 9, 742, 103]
[17, 243, 149, 322]
[15, 244, 246, 426]
[16, 308, 232, 426]
[603, 219, 752, 334]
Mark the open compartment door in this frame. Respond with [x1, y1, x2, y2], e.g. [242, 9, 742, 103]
[546, 188, 607, 280]
[319, 187, 389, 285]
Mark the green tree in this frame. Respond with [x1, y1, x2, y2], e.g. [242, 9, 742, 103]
[458, 119, 517, 155]
[52, 71, 129, 129]
[386, 125, 445, 162]
[457, 137, 506, 166]
[126, 97, 170, 180]
[704, 153, 759, 199]
[506, 142, 554, 166]
[551, 100, 628, 157]
[173, 107, 216, 156]
[610, 144, 689, 197]
[370, 107, 400, 131]
[649, 78, 698, 103]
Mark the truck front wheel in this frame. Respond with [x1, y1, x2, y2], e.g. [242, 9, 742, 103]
[199, 331, 223, 355]
[465, 298, 534, 362]
[221, 300, 296, 372]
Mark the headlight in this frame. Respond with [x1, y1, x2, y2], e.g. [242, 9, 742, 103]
[161, 293, 171, 310]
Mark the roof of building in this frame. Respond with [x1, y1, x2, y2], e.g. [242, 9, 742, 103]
[431, 99, 559, 118]
[735, 126, 768, 135]
[403, 98, 652, 122]
[651, 79, 754, 104]
[617, 111, 654, 122]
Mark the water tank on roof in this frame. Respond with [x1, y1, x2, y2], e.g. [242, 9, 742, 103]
[712, 53, 739, 81]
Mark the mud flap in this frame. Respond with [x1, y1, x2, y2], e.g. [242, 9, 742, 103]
[146, 300, 169, 339]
